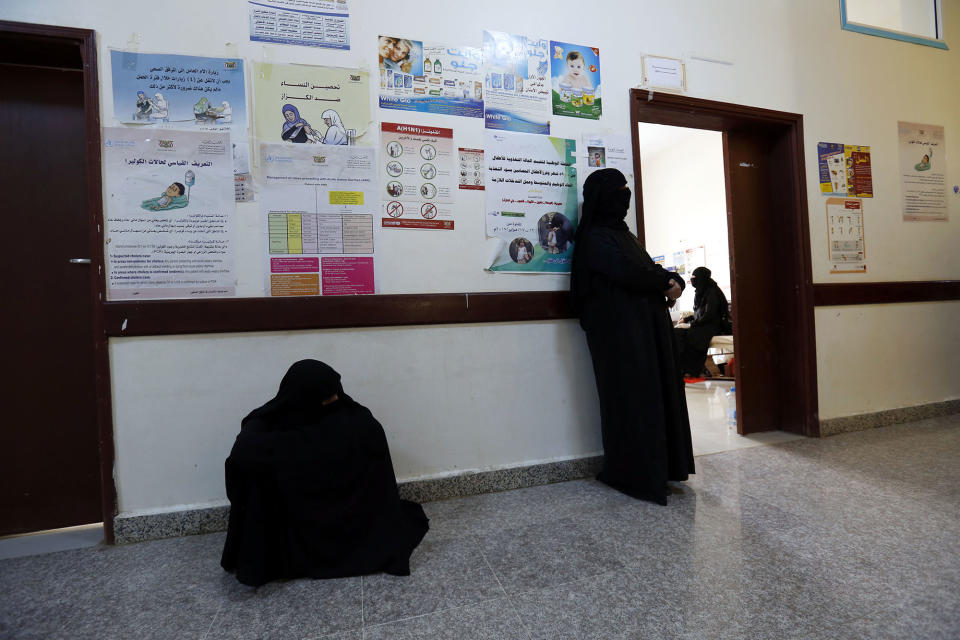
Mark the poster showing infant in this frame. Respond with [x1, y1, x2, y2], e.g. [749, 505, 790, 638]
[549, 41, 601, 120]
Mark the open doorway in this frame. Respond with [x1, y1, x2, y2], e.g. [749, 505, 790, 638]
[630, 90, 820, 444]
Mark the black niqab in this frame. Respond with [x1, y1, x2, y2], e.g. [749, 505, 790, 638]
[221, 360, 429, 586]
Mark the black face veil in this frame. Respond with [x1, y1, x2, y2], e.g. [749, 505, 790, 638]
[242, 359, 350, 429]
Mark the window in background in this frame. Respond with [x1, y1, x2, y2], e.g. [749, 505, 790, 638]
[841, 0, 947, 49]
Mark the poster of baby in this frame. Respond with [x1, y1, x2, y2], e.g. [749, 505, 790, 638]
[549, 41, 601, 120]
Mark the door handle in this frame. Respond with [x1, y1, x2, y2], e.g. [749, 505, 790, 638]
[69, 258, 91, 264]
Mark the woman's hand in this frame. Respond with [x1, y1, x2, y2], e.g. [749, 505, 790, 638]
[665, 280, 682, 301]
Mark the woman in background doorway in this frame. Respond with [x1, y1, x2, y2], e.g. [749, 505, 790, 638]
[570, 168, 695, 505]
[674, 266, 731, 378]
[221, 359, 429, 587]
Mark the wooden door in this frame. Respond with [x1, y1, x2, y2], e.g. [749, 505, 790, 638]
[723, 126, 784, 434]
[0, 63, 103, 535]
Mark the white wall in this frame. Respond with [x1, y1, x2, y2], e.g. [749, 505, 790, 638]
[4, 0, 959, 515]
[637, 124, 729, 314]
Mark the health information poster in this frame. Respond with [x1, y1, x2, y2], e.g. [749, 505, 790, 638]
[826, 197, 866, 273]
[898, 122, 947, 222]
[102, 127, 236, 299]
[380, 123, 455, 230]
[485, 130, 578, 272]
[817, 142, 873, 197]
[249, 0, 350, 50]
[260, 144, 377, 295]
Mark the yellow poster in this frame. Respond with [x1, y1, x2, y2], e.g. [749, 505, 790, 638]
[252, 62, 372, 147]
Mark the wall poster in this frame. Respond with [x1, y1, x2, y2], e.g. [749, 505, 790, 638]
[826, 197, 866, 273]
[458, 148, 485, 190]
[102, 127, 236, 299]
[485, 130, 578, 272]
[817, 142, 873, 197]
[249, 0, 349, 50]
[581, 133, 633, 180]
[377, 35, 483, 118]
[549, 41, 601, 120]
[253, 62, 371, 147]
[260, 144, 377, 296]
[482, 30, 550, 134]
[898, 121, 947, 222]
[380, 122, 455, 230]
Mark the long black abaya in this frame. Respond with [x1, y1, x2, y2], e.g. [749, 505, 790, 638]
[675, 267, 731, 376]
[221, 360, 429, 586]
[571, 169, 694, 505]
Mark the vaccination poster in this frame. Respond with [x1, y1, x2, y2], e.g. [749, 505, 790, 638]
[549, 41, 601, 120]
[381, 123, 455, 230]
[252, 62, 371, 147]
[109, 51, 250, 176]
[898, 122, 947, 222]
[817, 142, 873, 197]
[377, 35, 483, 118]
[485, 130, 578, 272]
[102, 127, 236, 299]
[482, 31, 551, 135]
[248, 0, 349, 50]
[581, 133, 632, 181]
[260, 143, 377, 296]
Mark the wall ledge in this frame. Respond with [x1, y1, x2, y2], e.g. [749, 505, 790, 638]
[820, 399, 960, 437]
[113, 455, 604, 545]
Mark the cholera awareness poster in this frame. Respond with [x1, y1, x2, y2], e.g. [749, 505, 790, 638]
[485, 130, 578, 272]
[898, 121, 948, 222]
[253, 62, 371, 147]
[260, 143, 377, 296]
[549, 41, 601, 120]
[109, 51, 251, 177]
[482, 31, 551, 135]
[102, 127, 236, 299]
[377, 35, 483, 118]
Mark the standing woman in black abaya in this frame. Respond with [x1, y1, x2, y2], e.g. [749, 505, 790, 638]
[570, 169, 695, 504]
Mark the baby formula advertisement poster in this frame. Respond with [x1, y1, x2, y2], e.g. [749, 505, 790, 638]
[377, 35, 484, 118]
[102, 127, 237, 300]
[482, 31, 551, 135]
[252, 62, 372, 148]
[549, 41, 601, 120]
[485, 130, 578, 273]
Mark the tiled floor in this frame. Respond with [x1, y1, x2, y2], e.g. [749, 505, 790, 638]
[2, 415, 958, 639]
[684, 379, 805, 456]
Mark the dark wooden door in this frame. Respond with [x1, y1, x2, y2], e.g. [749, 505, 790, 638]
[723, 127, 783, 434]
[0, 64, 103, 535]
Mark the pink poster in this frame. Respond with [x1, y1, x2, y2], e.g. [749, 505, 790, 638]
[321, 257, 375, 295]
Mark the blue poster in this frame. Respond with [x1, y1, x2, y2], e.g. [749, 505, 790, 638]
[482, 31, 551, 135]
[549, 41, 601, 120]
[110, 51, 247, 129]
[377, 36, 483, 118]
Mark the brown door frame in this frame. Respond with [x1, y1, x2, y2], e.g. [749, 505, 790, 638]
[630, 89, 820, 437]
[1, 21, 116, 541]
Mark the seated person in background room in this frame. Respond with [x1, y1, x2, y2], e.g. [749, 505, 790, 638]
[674, 266, 731, 378]
[221, 359, 429, 587]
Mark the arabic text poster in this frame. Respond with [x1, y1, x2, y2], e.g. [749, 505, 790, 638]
[459, 148, 485, 190]
[260, 143, 377, 296]
[826, 198, 866, 273]
[898, 121, 947, 222]
[102, 127, 236, 299]
[549, 41, 601, 120]
[381, 123, 455, 230]
[253, 62, 371, 147]
[249, 0, 349, 50]
[581, 133, 633, 181]
[377, 36, 483, 118]
[485, 130, 578, 272]
[817, 142, 873, 197]
[109, 51, 250, 178]
[482, 31, 551, 134]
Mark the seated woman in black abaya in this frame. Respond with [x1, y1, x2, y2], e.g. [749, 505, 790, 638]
[570, 169, 695, 505]
[221, 359, 429, 587]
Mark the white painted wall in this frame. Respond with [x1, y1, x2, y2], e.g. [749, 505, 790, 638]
[637, 124, 729, 314]
[4, 0, 959, 514]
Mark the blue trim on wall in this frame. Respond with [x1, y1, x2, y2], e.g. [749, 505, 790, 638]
[840, 0, 948, 50]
